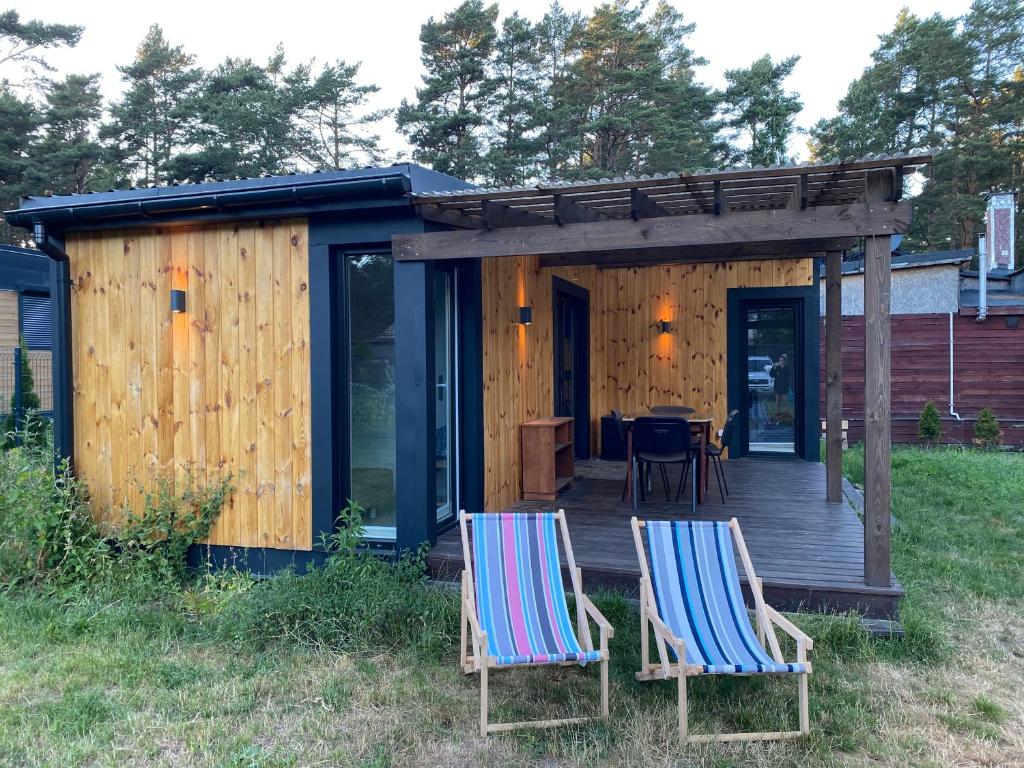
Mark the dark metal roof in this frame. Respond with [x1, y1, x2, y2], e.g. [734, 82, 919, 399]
[6, 164, 472, 232]
[0, 243, 50, 293]
[825, 248, 975, 277]
[411, 150, 935, 227]
[959, 288, 1024, 308]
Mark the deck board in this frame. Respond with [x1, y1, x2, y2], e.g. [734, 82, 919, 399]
[428, 457, 903, 619]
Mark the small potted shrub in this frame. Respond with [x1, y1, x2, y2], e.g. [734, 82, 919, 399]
[918, 400, 942, 447]
[973, 407, 1003, 449]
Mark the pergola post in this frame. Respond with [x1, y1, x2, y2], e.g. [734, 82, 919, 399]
[825, 249, 844, 503]
[863, 170, 894, 588]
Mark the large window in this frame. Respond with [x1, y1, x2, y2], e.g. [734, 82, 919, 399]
[346, 253, 396, 539]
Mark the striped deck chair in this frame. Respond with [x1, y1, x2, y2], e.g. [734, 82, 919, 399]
[630, 516, 814, 743]
[459, 510, 614, 736]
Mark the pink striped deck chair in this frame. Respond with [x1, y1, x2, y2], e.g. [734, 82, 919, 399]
[459, 510, 614, 736]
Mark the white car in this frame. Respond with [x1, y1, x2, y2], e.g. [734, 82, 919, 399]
[748, 355, 774, 391]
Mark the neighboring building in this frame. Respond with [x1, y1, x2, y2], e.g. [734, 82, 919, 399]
[819, 248, 1024, 445]
[0, 244, 53, 414]
[818, 248, 970, 316]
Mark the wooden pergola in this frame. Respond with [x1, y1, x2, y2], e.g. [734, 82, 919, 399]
[394, 150, 934, 589]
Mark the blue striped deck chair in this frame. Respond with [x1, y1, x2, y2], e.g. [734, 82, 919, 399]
[630, 516, 814, 743]
[459, 510, 614, 736]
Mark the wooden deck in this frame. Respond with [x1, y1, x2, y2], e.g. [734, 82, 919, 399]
[428, 457, 904, 619]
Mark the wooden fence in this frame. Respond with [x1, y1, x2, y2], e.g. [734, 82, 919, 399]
[819, 312, 1024, 445]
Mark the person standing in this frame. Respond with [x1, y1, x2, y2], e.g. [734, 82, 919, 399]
[770, 353, 793, 420]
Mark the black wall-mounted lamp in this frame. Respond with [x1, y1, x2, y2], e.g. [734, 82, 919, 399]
[518, 306, 532, 325]
[170, 289, 187, 314]
[659, 319, 672, 333]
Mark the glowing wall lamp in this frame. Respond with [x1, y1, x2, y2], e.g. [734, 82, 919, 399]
[170, 289, 187, 314]
[659, 319, 672, 334]
[518, 306, 532, 326]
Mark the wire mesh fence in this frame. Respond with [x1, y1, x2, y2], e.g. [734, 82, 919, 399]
[0, 347, 54, 441]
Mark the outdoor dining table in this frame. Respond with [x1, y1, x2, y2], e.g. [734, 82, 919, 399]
[621, 411, 713, 508]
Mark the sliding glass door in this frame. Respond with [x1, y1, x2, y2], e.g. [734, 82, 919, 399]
[346, 253, 397, 540]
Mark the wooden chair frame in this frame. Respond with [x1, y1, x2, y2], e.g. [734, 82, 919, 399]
[630, 516, 813, 743]
[459, 509, 614, 737]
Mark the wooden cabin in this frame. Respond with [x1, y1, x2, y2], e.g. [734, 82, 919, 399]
[7, 153, 931, 617]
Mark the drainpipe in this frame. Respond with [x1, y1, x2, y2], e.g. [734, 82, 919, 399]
[977, 234, 988, 322]
[32, 222, 74, 469]
[948, 312, 962, 421]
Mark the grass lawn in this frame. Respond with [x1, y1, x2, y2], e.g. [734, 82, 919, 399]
[1, 447, 1022, 767]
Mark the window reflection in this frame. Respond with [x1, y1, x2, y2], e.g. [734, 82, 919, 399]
[348, 253, 396, 537]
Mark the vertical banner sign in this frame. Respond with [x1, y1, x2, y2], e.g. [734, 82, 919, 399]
[986, 192, 1016, 271]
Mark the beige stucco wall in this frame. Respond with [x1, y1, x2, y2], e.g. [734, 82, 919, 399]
[819, 264, 961, 316]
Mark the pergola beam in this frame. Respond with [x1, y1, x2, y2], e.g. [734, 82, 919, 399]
[630, 188, 671, 219]
[481, 199, 548, 229]
[554, 193, 605, 224]
[540, 238, 855, 269]
[392, 202, 911, 262]
[863, 169, 894, 588]
[418, 203, 484, 229]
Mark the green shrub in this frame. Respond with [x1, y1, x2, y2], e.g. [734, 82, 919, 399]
[0, 441, 111, 588]
[973, 407, 1003, 449]
[213, 505, 458, 659]
[0, 439, 232, 592]
[918, 400, 942, 445]
[3, 338, 47, 450]
[114, 469, 233, 585]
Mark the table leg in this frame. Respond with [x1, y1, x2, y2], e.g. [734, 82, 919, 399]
[698, 424, 709, 504]
[626, 429, 636, 511]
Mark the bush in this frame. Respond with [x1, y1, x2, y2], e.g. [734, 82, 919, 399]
[973, 407, 1003, 449]
[0, 439, 232, 592]
[918, 400, 942, 445]
[213, 505, 458, 659]
[115, 469, 233, 585]
[0, 440, 110, 588]
[3, 338, 47, 450]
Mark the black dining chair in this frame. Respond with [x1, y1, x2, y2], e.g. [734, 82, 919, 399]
[649, 404, 696, 416]
[610, 410, 632, 501]
[706, 409, 739, 503]
[631, 417, 698, 514]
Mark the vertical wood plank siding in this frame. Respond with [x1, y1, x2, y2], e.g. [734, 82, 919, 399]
[481, 256, 815, 511]
[66, 220, 312, 550]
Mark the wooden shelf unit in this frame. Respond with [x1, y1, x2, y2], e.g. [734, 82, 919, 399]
[521, 417, 575, 501]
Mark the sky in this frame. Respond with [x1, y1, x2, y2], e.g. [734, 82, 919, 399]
[10, 0, 974, 164]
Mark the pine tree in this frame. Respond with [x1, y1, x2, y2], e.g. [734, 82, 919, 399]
[918, 400, 942, 445]
[293, 60, 385, 171]
[168, 48, 303, 182]
[3, 337, 44, 449]
[721, 54, 803, 167]
[0, 10, 82, 243]
[557, 1, 714, 178]
[0, 10, 82, 85]
[102, 25, 202, 186]
[809, 4, 1023, 253]
[640, 1, 724, 173]
[396, 0, 498, 180]
[535, 1, 585, 179]
[484, 12, 544, 186]
[0, 87, 37, 244]
[26, 74, 106, 195]
[973, 407, 1003, 448]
